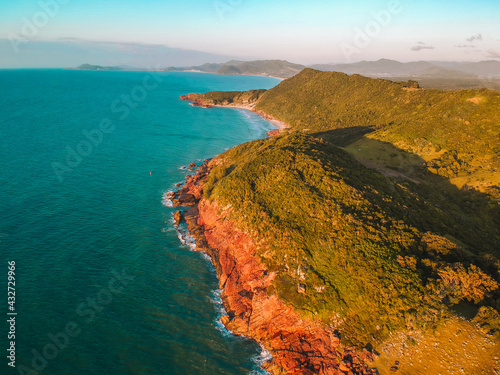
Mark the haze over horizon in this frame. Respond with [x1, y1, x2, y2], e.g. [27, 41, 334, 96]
[0, 0, 499, 68]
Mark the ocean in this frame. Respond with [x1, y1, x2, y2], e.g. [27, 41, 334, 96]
[0, 69, 280, 375]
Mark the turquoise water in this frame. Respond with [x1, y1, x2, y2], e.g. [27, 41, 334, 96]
[0, 69, 280, 375]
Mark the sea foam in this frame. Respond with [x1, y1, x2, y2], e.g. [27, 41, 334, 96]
[161, 191, 174, 207]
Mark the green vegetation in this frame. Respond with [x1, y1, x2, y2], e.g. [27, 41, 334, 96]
[256, 70, 499, 154]
[197, 69, 500, 194]
[373, 316, 499, 374]
[203, 132, 500, 347]
[191, 69, 500, 370]
[192, 89, 267, 105]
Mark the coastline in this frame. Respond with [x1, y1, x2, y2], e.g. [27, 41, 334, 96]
[170, 161, 375, 375]
[170, 71, 500, 374]
[214, 103, 290, 132]
[179, 93, 290, 135]
[167, 70, 286, 80]
[168, 105, 376, 374]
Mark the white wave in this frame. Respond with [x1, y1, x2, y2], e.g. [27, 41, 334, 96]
[173, 217, 272, 374]
[185, 234, 197, 251]
[209, 289, 232, 338]
[165, 186, 272, 375]
[249, 344, 273, 375]
[176, 230, 184, 242]
[175, 222, 197, 251]
[161, 191, 174, 207]
[200, 251, 215, 269]
[209, 287, 273, 374]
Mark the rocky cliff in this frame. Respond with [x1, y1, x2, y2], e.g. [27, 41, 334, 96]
[172, 71, 500, 373]
[171, 160, 376, 375]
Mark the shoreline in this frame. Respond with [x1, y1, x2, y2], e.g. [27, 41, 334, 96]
[167, 70, 286, 80]
[180, 93, 290, 135]
[214, 103, 290, 131]
[168, 96, 376, 373]
[169, 160, 375, 375]
[169, 71, 500, 374]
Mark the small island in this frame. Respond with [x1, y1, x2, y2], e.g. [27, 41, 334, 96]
[69, 64, 124, 71]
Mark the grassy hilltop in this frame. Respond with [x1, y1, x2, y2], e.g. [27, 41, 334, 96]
[195, 69, 500, 198]
[189, 69, 500, 373]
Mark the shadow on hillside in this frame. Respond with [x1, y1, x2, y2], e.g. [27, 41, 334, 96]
[312, 126, 376, 147]
[311, 127, 500, 267]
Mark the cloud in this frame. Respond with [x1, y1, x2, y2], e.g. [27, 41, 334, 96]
[486, 49, 500, 58]
[455, 44, 475, 48]
[411, 43, 434, 51]
[466, 34, 483, 42]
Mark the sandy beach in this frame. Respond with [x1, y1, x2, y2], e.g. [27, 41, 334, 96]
[211, 103, 290, 130]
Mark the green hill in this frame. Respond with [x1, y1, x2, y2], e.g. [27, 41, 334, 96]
[195, 69, 500, 197]
[310, 59, 500, 91]
[201, 131, 500, 373]
[185, 69, 500, 373]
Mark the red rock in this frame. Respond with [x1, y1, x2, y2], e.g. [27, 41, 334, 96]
[179, 93, 214, 108]
[171, 156, 374, 375]
[266, 129, 280, 138]
[339, 362, 350, 372]
[173, 210, 183, 226]
[221, 315, 230, 326]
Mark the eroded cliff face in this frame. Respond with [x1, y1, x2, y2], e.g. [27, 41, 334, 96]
[179, 93, 214, 108]
[172, 160, 375, 375]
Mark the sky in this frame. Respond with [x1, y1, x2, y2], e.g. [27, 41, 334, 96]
[0, 0, 499, 67]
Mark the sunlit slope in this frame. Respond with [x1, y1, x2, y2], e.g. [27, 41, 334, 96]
[203, 133, 500, 347]
[197, 69, 500, 195]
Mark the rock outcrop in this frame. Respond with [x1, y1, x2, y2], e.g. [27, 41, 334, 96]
[170, 160, 376, 375]
[173, 210, 183, 226]
[179, 94, 213, 108]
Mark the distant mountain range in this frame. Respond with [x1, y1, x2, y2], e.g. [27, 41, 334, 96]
[71, 60, 305, 79]
[0, 39, 234, 69]
[71, 64, 125, 71]
[164, 59, 306, 78]
[72, 58, 500, 90]
[164, 58, 500, 80]
[310, 58, 500, 78]
[306, 59, 500, 90]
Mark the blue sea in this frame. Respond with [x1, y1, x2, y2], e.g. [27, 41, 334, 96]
[0, 69, 280, 375]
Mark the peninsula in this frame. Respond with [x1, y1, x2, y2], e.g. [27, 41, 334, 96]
[173, 69, 500, 374]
